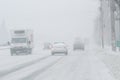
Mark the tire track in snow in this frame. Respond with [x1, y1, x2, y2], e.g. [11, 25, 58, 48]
[0, 55, 50, 77]
[20, 57, 63, 80]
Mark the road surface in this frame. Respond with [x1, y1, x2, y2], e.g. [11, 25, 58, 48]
[0, 51, 116, 80]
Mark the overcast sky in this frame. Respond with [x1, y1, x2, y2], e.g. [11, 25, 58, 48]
[0, 0, 99, 44]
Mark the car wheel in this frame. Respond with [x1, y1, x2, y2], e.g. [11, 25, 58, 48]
[65, 52, 68, 55]
[82, 48, 84, 51]
[52, 53, 54, 55]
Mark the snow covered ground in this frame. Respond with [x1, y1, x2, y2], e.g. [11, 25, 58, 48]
[33, 51, 115, 80]
[95, 48, 120, 80]
[0, 46, 119, 80]
[0, 46, 50, 79]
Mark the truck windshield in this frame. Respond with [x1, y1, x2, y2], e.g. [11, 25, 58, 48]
[12, 38, 27, 43]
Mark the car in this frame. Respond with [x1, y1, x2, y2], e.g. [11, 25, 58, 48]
[73, 39, 85, 51]
[51, 42, 68, 55]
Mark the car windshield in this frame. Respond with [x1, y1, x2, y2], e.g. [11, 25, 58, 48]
[12, 38, 27, 43]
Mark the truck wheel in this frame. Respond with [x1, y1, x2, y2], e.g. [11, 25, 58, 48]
[65, 52, 68, 55]
[52, 53, 54, 55]
[10, 49, 14, 56]
[28, 49, 32, 54]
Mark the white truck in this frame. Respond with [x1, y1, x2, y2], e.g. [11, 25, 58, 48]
[10, 30, 33, 55]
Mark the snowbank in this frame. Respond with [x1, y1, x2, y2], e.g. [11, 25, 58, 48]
[96, 49, 120, 80]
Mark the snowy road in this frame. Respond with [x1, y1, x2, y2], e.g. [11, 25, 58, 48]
[0, 55, 50, 77]
[0, 51, 116, 80]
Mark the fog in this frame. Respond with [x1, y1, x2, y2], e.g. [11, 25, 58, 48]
[0, 0, 99, 45]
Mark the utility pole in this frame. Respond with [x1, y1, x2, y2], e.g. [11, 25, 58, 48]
[100, 0, 104, 48]
[110, 0, 116, 51]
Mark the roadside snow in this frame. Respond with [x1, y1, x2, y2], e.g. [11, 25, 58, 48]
[96, 49, 120, 80]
